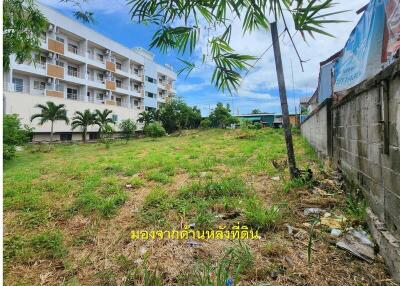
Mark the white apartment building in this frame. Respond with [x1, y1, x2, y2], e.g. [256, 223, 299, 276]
[3, 3, 176, 142]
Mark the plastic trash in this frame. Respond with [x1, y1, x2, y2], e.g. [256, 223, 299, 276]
[336, 229, 375, 263]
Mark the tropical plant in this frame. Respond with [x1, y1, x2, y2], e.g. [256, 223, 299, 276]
[119, 119, 137, 142]
[138, 110, 156, 127]
[95, 109, 114, 138]
[3, 114, 31, 160]
[158, 98, 202, 133]
[199, 118, 211, 129]
[209, 103, 238, 128]
[71, 109, 96, 143]
[30, 102, 69, 144]
[3, 0, 47, 71]
[143, 122, 166, 138]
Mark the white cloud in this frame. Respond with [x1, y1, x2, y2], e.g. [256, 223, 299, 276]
[39, 0, 128, 14]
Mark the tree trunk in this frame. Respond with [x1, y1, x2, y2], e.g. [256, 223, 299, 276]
[271, 21, 298, 178]
[83, 128, 86, 143]
[50, 121, 54, 144]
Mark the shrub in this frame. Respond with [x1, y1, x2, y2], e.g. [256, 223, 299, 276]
[199, 119, 212, 129]
[254, 122, 263, 129]
[143, 122, 166, 138]
[3, 144, 16, 160]
[119, 119, 137, 141]
[3, 114, 30, 160]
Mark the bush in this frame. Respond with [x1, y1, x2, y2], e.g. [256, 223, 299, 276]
[254, 122, 263, 129]
[119, 119, 136, 141]
[244, 197, 280, 230]
[3, 114, 30, 160]
[3, 144, 16, 160]
[199, 119, 212, 129]
[143, 122, 166, 138]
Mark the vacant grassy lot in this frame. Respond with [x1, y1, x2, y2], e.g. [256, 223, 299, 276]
[3, 129, 395, 285]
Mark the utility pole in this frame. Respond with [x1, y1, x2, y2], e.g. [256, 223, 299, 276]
[271, 21, 298, 178]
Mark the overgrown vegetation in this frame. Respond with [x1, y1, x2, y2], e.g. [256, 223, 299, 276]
[3, 114, 31, 160]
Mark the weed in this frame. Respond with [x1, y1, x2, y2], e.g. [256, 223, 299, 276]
[283, 176, 313, 192]
[143, 267, 163, 286]
[141, 188, 170, 225]
[146, 170, 171, 184]
[261, 241, 287, 257]
[244, 197, 280, 230]
[345, 193, 367, 224]
[30, 230, 66, 259]
[194, 203, 215, 229]
[179, 177, 246, 200]
[129, 177, 145, 188]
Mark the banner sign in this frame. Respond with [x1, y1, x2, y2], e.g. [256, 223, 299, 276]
[334, 0, 400, 92]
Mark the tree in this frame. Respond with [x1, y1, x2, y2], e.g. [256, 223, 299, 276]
[95, 109, 114, 138]
[119, 119, 137, 142]
[31, 102, 69, 144]
[71, 109, 96, 143]
[3, 114, 30, 160]
[127, 0, 345, 178]
[251, 109, 262, 114]
[209, 103, 237, 128]
[3, 0, 48, 71]
[158, 98, 202, 133]
[138, 110, 156, 127]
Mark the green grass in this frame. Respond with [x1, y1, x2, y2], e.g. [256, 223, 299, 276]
[3, 128, 319, 284]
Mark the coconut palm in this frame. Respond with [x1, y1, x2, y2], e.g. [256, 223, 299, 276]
[138, 110, 155, 126]
[71, 109, 96, 143]
[94, 109, 114, 137]
[30, 101, 69, 144]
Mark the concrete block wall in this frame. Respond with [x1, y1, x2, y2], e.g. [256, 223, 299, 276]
[332, 76, 400, 240]
[301, 66, 400, 281]
[300, 101, 330, 158]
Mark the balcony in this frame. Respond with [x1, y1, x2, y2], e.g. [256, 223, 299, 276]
[48, 38, 64, 55]
[13, 61, 46, 76]
[46, 84, 65, 98]
[47, 63, 64, 79]
[4, 83, 29, 93]
[87, 53, 106, 69]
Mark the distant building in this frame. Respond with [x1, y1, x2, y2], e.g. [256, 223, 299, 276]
[236, 113, 275, 127]
[236, 113, 299, 128]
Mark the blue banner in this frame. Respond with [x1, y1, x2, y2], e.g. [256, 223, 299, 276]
[334, 0, 399, 92]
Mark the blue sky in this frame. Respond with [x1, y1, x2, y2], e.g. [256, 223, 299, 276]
[40, 0, 368, 116]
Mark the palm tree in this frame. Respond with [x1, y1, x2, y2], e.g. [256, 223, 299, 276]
[31, 101, 69, 144]
[138, 110, 155, 126]
[94, 109, 114, 137]
[71, 109, 96, 143]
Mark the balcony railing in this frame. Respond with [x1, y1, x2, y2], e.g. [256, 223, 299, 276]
[4, 83, 29, 93]
[67, 93, 79, 100]
[67, 69, 81, 78]
[67, 45, 78, 54]
[87, 53, 104, 63]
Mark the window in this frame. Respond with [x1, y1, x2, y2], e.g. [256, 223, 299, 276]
[56, 36, 64, 43]
[96, 93, 104, 101]
[12, 78, 23, 92]
[56, 60, 64, 67]
[68, 43, 78, 54]
[112, 114, 118, 122]
[68, 66, 78, 77]
[146, 76, 157, 84]
[116, 97, 122, 106]
[116, 62, 122, 70]
[146, 92, 155, 98]
[34, 54, 46, 66]
[134, 100, 139, 106]
[96, 53, 104, 62]
[133, 68, 139, 75]
[89, 132, 99, 140]
[33, 80, 45, 90]
[116, 79, 122, 88]
[60, 133, 72, 141]
[97, 73, 104, 82]
[67, 88, 78, 100]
